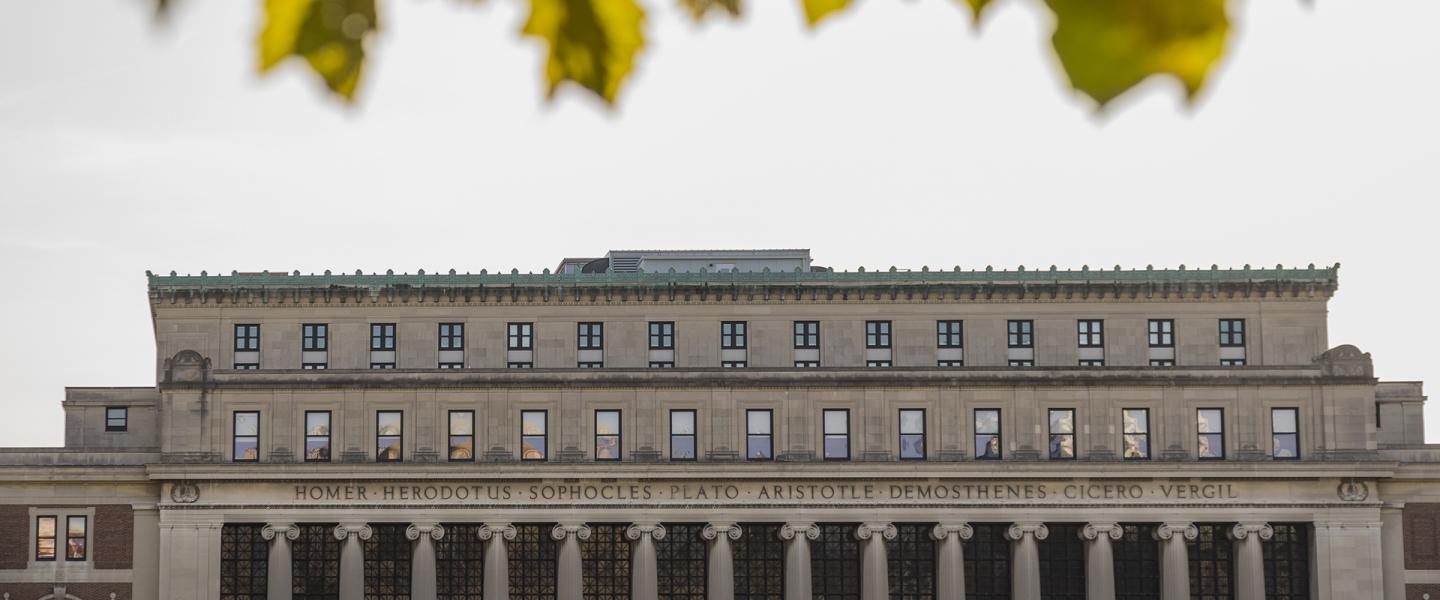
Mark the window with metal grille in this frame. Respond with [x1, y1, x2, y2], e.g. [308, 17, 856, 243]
[936, 320, 963, 348]
[886, 523, 936, 600]
[303, 323, 328, 351]
[578, 322, 603, 349]
[1122, 409, 1150, 460]
[371, 323, 396, 351]
[1263, 524, 1310, 600]
[439, 323, 464, 350]
[657, 523, 707, 600]
[436, 524, 484, 600]
[364, 524, 411, 600]
[811, 524, 861, 600]
[221, 524, 269, 600]
[793, 321, 819, 349]
[1189, 523, 1236, 600]
[1077, 320, 1103, 347]
[1007, 320, 1033, 348]
[733, 523, 784, 600]
[292, 524, 341, 600]
[509, 524, 558, 600]
[1113, 524, 1160, 600]
[1039, 523, 1085, 599]
[582, 524, 631, 600]
[650, 321, 675, 349]
[721, 321, 747, 349]
[1049, 409, 1076, 460]
[963, 524, 1011, 600]
[865, 320, 891, 349]
[1219, 319, 1245, 347]
[509, 322, 534, 350]
[1149, 319, 1174, 347]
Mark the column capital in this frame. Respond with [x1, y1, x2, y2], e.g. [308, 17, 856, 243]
[262, 523, 299, 541]
[478, 523, 517, 541]
[334, 524, 373, 541]
[703, 523, 743, 541]
[626, 523, 668, 541]
[1006, 522, 1049, 541]
[854, 523, 897, 541]
[406, 523, 445, 541]
[1080, 523, 1124, 541]
[1228, 523, 1274, 541]
[551, 523, 592, 541]
[931, 522, 973, 541]
[1153, 523, 1198, 541]
[779, 522, 820, 541]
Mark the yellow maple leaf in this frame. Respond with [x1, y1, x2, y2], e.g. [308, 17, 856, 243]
[523, 0, 647, 105]
[801, 0, 853, 27]
[257, 0, 378, 101]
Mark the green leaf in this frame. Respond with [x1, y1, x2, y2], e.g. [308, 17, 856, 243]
[679, 0, 741, 22]
[523, 0, 646, 104]
[961, 0, 993, 22]
[1046, 0, 1230, 107]
[801, 0, 853, 27]
[258, 0, 378, 102]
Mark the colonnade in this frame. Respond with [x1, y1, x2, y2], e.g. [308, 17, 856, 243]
[256, 520, 1278, 600]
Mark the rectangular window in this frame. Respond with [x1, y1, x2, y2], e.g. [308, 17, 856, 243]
[302, 323, 328, 351]
[508, 322, 533, 350]
[1197, 408, 1225, 459]
[521, 410, 547, 461]
[1049, 408, 1076, 460]
[105, 407, 127, 432]
[578, 361, 604, 369]
[1273, 408, 1299, 459]
[234, 324, 260, 351]
[1220, 358, 1247, 367]
[35, 516, 56, 561]
[649, 361, 674, 368]
[1009, 359, 1034, 367]
[1079, 359, 1105, 367]
[1148, 319, 1174, 347]
[823, 409, 850, 460]
[670, 410, 697, 461]
[370, 323, 396, 351]
[721, 321, 747, 349]
[722, 361, 747, 368]
[1150, 359, 1175, 367]
[793, 321, 819, 349]
[301, 363, 327, 370]
[304, 411, 331, 462]
[937, 320, 963, 348]
[746, 409, 773, 460]
[438, 362, 464, 369]
[1077, 320, 1103, 347]
[65, 516, 87, 561]
[371, 362, 396, 370]
[439, 323, 464, 350]
[1219, 319, 1246, 347]
[937, 360, 964, 367]
[1008, 320, 1033, 348]
[448, 410, 474, 461]
[233, 411, 259, 462]
[377, 411, 403, 462]
[975, 409, 1002, 459]
[578, 322, 603, 349]
[794, 361, 819, 368]
[1122, 409, 1150, 459]
[507, 362, 533, 369]
[865, 321, 892, 349]
[899, 409, 926, 460]
[595, 410, 621, 461]
[867, 360, 892, 368]
[649, 321, 675, 350]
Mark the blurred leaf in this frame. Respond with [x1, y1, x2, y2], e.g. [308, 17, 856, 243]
[680, 0, 741, 21]
[154, 0, 175, 21]
[523, 0, 647, 104]
[258, 0, 378, 101]
[961, 0, 993, 22]
[1046, 0, 1230, 106]
[801, 0, 853, 27]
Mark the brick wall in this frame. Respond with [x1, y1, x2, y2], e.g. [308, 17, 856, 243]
[93, 504, 133, 570]
[0, 583, 132, 600]
[0, 504, 27, 569]
[1406, 503, 1440, 570]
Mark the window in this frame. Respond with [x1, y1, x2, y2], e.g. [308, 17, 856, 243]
[1220, 358, 1247, 367]
[1007, 320, 1033, 348]
[823, 409, 850, 460]
[937, 320, 963, 348]
[938, 360, 964, 368]
[293, 524, 342, 598]
[371, 363, 396, 370]
[1197, 408, 1225, 459]
[1150, 359, 1175, 367]
[794, 361, 820, 368]
[364, 524, 412, 600]
[722, 361, 748, 368]
[233, 411, 259, 462]
[508, 322, 533, 350]
[733, 523, 784, 599]
[866, 320, 892, 349]
[670, 410, 697, 461]
[1263, 524, 1311, 600]
[1219, 319, 1245, 347]
[1049, 409, 1076, 459]
[1077, 320, 1103, 347]
[595, 410, 621, 461]
[371, 323, 396, 350]
[1122, 409, 1150, 460]
[435, 524, 485, 598]
[439, 323, 465, 350]
[746, 410, 773, 460]
[301, 363, 327, 370]
[1079, 359, 1105, 367]
[1273, 408, 1299, 459]
[1038, 523, 1084, 599]
[812, 524, 862, 599]
[302, 323, 328, 350]
[722, 321, 747, 349]
[793, 321, 819, 349]
[964, 524, 1012, 600]
[1009, 359, 1034, 367]
[867, 360, 892, 368]
[449, 410, 474, 461]
[304, 411, 331, 462]
[887, 524, 938, 600]
[521, 410, 547, 461]
[105, 407, 127, 432]
[580, 524, 631, 597]
[649, 321, 675, 349]
[65, 516, 87, 561]
[509, 524, 559, 598]
[656, 524, 708, 598]
[508, 362, 533, 369]
[35, 516, 56, 561]
[975, 409, 1001, 460]
[1114, 524, 1161, 599]
[899, 409, 926, 460]
[578, 361, 604, 369]
[220, 524, 268, 600]
[234, 324, 260, 351]
[649, 361, 675, 368]
[1189, 524, 1235, 599]
[377, 411, 403, 462]
[438, 362, 464, 369]
[1148, 319, 1174, 347]
[578, 322, 603, 349]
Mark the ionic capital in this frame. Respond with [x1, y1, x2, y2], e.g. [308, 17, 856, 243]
[1006, 522, 1049, 541]
[930, 522, 974, 541]
[1080, 522, 1124, 541]
[779, 522, 820, 541]
[551, 523, 592, 541]
[1153, 523, 1198, 541]
[478, 523, 517, 541]
[854, 523, 897, 541]
[261, 523, 299, 541]
[406, 523, 445, 541]
[626, 523, 668, 541]
[703, 523, 743, 541]
[334, 524, 373, 541]
[1229, 522, 1274, 541]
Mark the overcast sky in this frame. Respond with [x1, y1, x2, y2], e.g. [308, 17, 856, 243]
[1, 0, 1437, 447]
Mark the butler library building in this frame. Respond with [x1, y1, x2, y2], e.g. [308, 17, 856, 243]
[2, 249, 1438, 600]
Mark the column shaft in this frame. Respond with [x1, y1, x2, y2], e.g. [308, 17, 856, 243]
[1081, 524, 1120, 600]
[482, 524, 515, 600]
[705, 525, 738, 600]
[554, 525, 590, 600]
[1382, 509, 1406, 600]
[1008, 524, 1044, 600]
[1231, 523, 1272, 600]
[628, 524, 665, 600]
[857, 524, 895, 600]
[781, 523, 817, 600]
[1156, 524, 1196, 600]
[409, 524, 443, 600]
[932, 527, 968, 600]
[264, 525, 295, 600]
[337, 526, 371, 600]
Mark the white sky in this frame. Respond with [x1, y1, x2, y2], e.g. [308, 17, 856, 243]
[1, 0, 1437, 447]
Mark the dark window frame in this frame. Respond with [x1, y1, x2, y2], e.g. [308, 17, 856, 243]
[649, 321, 675, 350]
[302, 323, 328, 351]
[233, 323, 260, 351]
[233, 411, 260, 463]
[1148, 319, 1175, 348]
[670, 409, 697, 462]
[65, 515, 87, 561]
[439, 322, 465, 351]
[865, 320, 892, 349]
[975, 408, 1002, 460]
[303, 410, 331, 463]
[1122, 408, 1151, 460]
[794, 360, 820, 368]
[1009, 359, 1035, 367]
[722, 361, 748, 368]
[370, 323, 396, 351]
[1272, 407, 1300, 460]
[1197, 408, 1226, 460]
[937, 320, 963, 348]
[594, 409, 622, 462]
[521, 410, 548, 462]
[376, 410, 403, 463]
[105, 407, 128, 432]
[1149, 359, 1176, 367]
[578, 322, 604, 350]
[746, 409, 774, 461]
[899, 408, 926, 461]
[721, 321, 748, 350]
[577, 361, 604, 369]
[508, 322, 534, 350]
[1220, 358, 1248, 367]
[1049, 408, 1077, 460]
[1077, 319, 1104, 348]
[822, 409, 851, 461]
[793, 321, 819, 349]
[937, 359, 964, 368]
[1219, 319, 1246, 347]
[448, 409, 475, 462]
[866, 360, 892, 368]
[1007, 320, 1034, 349]
[507, 362, 533, 369]
[649, 361, 675, 368]
[35, 515, 57, 562]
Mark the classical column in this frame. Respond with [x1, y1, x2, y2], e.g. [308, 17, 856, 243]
[930, 523, 973, 600]
[407, 523, 445, 600]
[1006, 523, 1048, 600]
[1382, 508, 1407, 600]
[479, 523, 517, 600]
[1154, 523, 1197, 600]
[779, 522, 820, 600]
[1080, 523, 1123, 600]
[1230, 523, 1272, 600]
[855, 523, 897, 600]
[552, 524, 592, 600]
[627, 523, 667, 600]
[262, 523, 299, 600]
[702, 523, 743, 600]
[334, 524, 373, 600]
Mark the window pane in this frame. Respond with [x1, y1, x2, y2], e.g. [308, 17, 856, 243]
[671, 436, 696, 459]
[378, 437, 401, 460]
[1049, 410, 1075, 434]
[234, 413, 258, 436]
[1123, 434, 1149, 459]
[449, 436, 474, 460]
[1198, 433, 1224, 458]
[1198, 409, 1223, 433]
[596, 436, 620, 460]
[747, 411, 771, 434]
[975, 434, 1001, 458]
[450, 412, 474, 435]
[377, 412, 402, 436]
[522, 412, 546, 435]
[900, 410, 924, 434]
[37, 538, 56, 560]
[975, 410, 999, 434]
[1123, 409, 1148, 434]
[1050, 435, 1075, 459]
[747, 436, 771, 459]
[900, 434, 925, 459]
[38, 517, 56, 538]
[1273, 434, 1298, 458]
[824, 436, 849, 458]
[595, 411, 620, 435]
[522, 436, 546, 460]
[306, 413, 330, 436]
[234, 438, 258, 461]
[1273, 409, 1297, 433]
[67, 516, 86, 537]
[824, 410, 848, 434]
[671, 411, 696, 435]
[305, 438, 331, 461]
